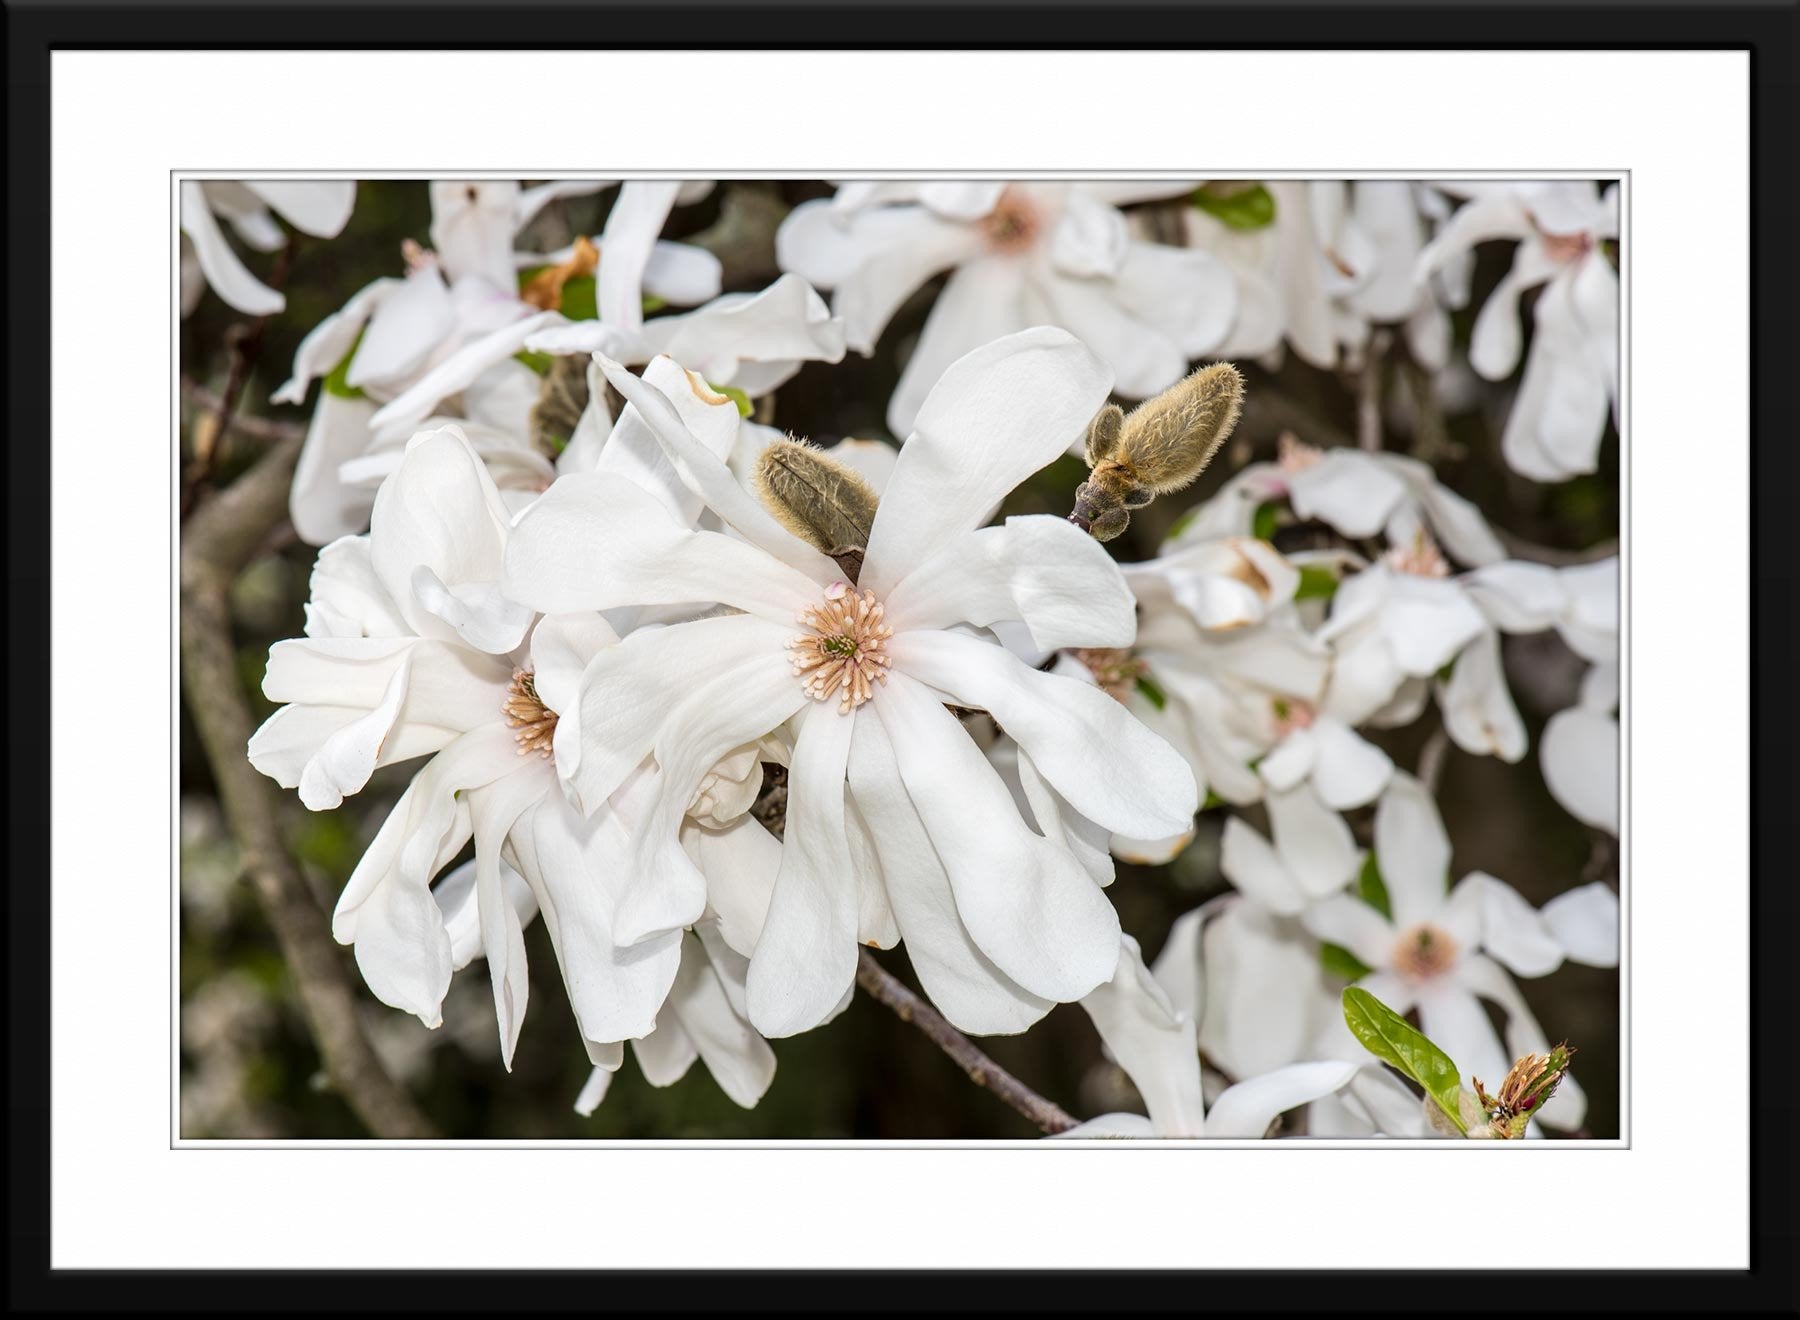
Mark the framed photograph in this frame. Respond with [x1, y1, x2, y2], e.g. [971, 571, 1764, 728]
[10, 4, 1790, 1308]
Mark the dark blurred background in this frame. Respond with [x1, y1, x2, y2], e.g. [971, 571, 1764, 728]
[179, 181, 1619, 1139]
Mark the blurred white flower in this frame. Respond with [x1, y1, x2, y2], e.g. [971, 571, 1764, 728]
[1300, 774, 1619, 1128]
[778, 181, 1234, 436]
[179, 180, 356, 316]
[272, 180, 721, 545]
[502, 329, 1197, 1040]
[1418, 181, 1619, 481]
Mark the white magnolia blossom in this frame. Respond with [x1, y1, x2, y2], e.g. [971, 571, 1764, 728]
[179, 180, 357, 317]
[1181, 181, 1456, 373]
[1178, 434, 1504, 568]
[245, 426, 779, 1085]
[271, 180, 723, 545]
[1418, 181, 1620, 481]
[1300, 774, 1619, 1128]
[501, 328, 1198, 1040]
[777, 181, 1235, 437]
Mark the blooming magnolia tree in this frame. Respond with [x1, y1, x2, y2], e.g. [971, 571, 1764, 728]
[179, 178, 1620, 1140]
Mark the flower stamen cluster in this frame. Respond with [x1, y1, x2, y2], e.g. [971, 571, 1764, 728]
[502, 668, 558, 758]
[788, 583, 894, 713]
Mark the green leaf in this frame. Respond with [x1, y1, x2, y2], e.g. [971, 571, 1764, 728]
[323, 327, 368, 400]
[1356, 853, 1392, 918]
[642, 293, 667, 314]
[1251, 501, 1280, 542]
[1320, 942, 1374, 981]
[515, 350, 554, 376]
[1191, 183, 1277, 231]
[1341, 987, 1467, 1133]
[1134, 675, 1168, 711]
[707, 381, 753, 417]
[1201, 789, 1226, 811]
[558, 275, 597, 322]
[1294, 563, 1339, 602]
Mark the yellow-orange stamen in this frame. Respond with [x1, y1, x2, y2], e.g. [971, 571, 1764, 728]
[502, 669, 559, 758]
[789, 584, 894, 713]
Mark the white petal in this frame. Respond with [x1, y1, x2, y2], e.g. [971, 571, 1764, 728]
[670, 932, 777, 1107]
[1287, 451, 1408, 539]
[1255, 728, 1316, 795]
[1053, 1113, 1155, 1139]
[560, 615, 796, 813]
[865, 326, 1113, 596]
[466, 768, 544, 1068]
[1374, 772, 1452, 928]
[885, 515, 1137, 652]
[1541, 707, 1619, 834]
[245, 180, 355, 237]
[1013, 748, 1115, 887]
[1033, 269, 1188, 400]
[1437, 628, 1527, 763]
[1080, 936, 1206, 1136]
[1206, 1060, 1360, 1138]
[1468, 240, 1560, 380]
[1541, 882, 1619, 967]
[1047, 190, 1129, 278]
[595, 355, 842, 580]
[816, 205, 984, 353]
[597, 181, 677, 330]
[178, 181, 284, 315]
[883, 258, 1029, 441]
[594, 356, 743, 526]
[366, 310, 563, 442]
[429, 179, 521, 289]
[638, 273, 846, 391]
[1377, 576, 1487, 677]
[632, 1010, 699, 1087]
[1219, 818, 1306, 916]
[506, 792, 683, 1045]
[1415, 981, 1508, 1095]
[1266, 785, 1359, 899]
[1308, 716, 1394, 810]
[289, 391, 380, 546]
[1299, 893, 1395, 969]
[1464, 872, 1564, 978]
[574, 1066, 614, 1116]
[847, 711, 1054, 1035]
[891, 629, 1197, 842]
[1463, 561, 1567, 632]
[1109, 240, 1237, 358]
[875, 673, 1120, 1002]
[1200, 898, 1334, 1078]
[745, 703, 860, 1037]
[273, 277, 397, 406]
[345, 268, 456, 390]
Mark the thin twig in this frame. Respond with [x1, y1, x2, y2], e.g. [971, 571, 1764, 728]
[855, 950, 1078, 1135]
[181, 430, 436, 1139]
[181, 376, 306, 445]
[1495, 529, 1620, 568]
[1418, 725, 1451, 796]
[1356, 332, 1390, 452]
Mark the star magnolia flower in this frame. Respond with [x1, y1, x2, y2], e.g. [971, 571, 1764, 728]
[270, 180, 722, 545]
[501, 328, 1198, 1039]
[1417, 181, 1620, 481]
[1061, 929, 1362, 1139]
[776, 181, 1235, 437]
[1044, 536, 1329, 863]
[178, 179, 356, 316]
[247, 426, 768, 1070]
[361, 272, 847, 446]
[1459, 554, 1620, 790]
[1181, 181, 1453, 372]
[1300, 774, 1620, 1128]
[1176, 434, 1504, 568]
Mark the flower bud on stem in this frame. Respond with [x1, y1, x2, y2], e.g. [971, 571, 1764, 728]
[1070, 362, 1245, 542]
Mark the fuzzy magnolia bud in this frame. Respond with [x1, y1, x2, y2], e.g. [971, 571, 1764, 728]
[753, 437, 881, 571]
[1071, 362, 1245, 542]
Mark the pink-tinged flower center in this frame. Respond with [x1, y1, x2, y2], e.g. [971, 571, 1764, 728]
[400, 237, 439, 275]
[789, 583, 894, 713]
[1271, 697, 1316, 738]
[1073, 647, 1148, 703]
[1392, 922, 1458, 981]
[502, 669, 558, 758]
[982, 187, 1043, 254]
[1383, 529, 1450, 578]
[1540, 230, 1594, 264]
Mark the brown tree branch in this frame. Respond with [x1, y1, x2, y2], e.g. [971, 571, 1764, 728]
[855, 950, 1078, 1136]
[180, 431, 436, 1139]
[181, 376, 306, 445]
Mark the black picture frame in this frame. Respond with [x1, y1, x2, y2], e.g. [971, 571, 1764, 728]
[8, 2, 1795, 1310]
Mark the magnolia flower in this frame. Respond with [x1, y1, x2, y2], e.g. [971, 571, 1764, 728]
[501, 328, 1198, 1040]
[247, 426, 747, 1071]
[1053, 535, 1330, 860]
[1300, 774, 1619, 1128]
[1541, 660, 1620, 834]
[361, 272, 847, 445]
[1063, 931, 1359, 1138]
[1417, 181, 1620, 481]
[1176, 434, 1504, 569]
[178, 180, 356, 316]
[271, 180, 722, 544]
[1181, 181, 1451, 372]
[777, 181, 1235, 437]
